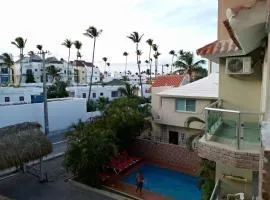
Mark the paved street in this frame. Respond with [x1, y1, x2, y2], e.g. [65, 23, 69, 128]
[0, 157, 115, 200]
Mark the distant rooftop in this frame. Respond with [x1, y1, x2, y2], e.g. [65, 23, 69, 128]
[158, 73, 219, 99]
[152, 75, 185, 87]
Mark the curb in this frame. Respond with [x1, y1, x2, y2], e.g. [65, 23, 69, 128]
[68, 179, 138, 200]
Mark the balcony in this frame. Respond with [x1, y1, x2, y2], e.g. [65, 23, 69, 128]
[198, 100, 262, 170]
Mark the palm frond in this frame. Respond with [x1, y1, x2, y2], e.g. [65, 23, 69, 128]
[62, 39, 72, 48]
[123, 52, 128, 56]
[73, 40, 82, 50]
[36, 44, 43, 51]
[146, 39, 153, 46]
[102, 57, 108, 62]
[192, 59, 206, 68]
[174, 60, 188, 69]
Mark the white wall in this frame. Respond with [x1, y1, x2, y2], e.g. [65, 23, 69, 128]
[0, 98, 100, 135]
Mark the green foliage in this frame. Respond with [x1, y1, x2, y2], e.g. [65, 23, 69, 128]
[64, 120, 117, 187]
[87, 99, 97, 112]
[47, 80, 69, 99]
[25, 71, 36, 83]
[118, 83, 137, 98]
[46, 65, 60, 82]
[199, 159, 216, 200]
[96, 97, 109, 111]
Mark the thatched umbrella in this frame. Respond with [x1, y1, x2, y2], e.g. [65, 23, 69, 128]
[0, 122, 52, 170]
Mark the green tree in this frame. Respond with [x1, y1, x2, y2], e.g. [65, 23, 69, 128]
[174, 50, 206, 82]
[169, 50, 176, 74]
[127, 32, 144, 97]
[83, 26, 102, 104]
[123, 52, 128, 78]
[96, 97, 109, 111]
[62, 39, 73, 84]
[118, 83, 137, 98]
[11, 37, 27, 86]
[0, 53, 14, 84]
[73, 40, 82, 85]
[199, 159, 216, 200]
[46, 65, 60, 82]
[146, 39, 153, 83]
[104, 97, 151, 150]
[102, 57, 108, 75]
[25, 70, 35, 83]
[64, 121, 117, 187]
[47, 80, 69, 99]
[153, 46, 161, 78]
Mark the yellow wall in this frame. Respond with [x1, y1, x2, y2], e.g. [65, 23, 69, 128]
[216, 162, 253, 198]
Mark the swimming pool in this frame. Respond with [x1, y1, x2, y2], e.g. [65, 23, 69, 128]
[122, 163, 201, 200]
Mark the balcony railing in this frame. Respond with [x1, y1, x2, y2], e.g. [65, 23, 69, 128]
[205, 100, 263, 150]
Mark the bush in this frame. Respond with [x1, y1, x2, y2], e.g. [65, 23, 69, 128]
[47, 81, 68, 99]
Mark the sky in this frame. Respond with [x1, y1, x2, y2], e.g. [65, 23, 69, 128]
[0, 0, 218, 73]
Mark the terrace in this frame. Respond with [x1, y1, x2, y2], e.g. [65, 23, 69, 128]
[198, 100, 262, 170]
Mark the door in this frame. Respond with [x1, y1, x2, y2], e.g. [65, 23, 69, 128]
[169, 131, 178, 145]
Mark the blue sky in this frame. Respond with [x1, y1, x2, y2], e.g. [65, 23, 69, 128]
[0, 0, 217, 73]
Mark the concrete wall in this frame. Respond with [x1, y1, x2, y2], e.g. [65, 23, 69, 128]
[131, 139, 201, 174]
[0, 98, 100, 134]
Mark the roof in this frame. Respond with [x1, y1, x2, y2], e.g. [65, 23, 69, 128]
[230, 0, 265, 16]
[46, 57, 62, 64]
[71, 60, 94, 67]
[157, 73, 219, 99]
[196, 40, 244, 58]
[152, 75, 184, 87]
[0, 122, 52, 170]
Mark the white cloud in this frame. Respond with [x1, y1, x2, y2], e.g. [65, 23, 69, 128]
[0, 0, 217, 72]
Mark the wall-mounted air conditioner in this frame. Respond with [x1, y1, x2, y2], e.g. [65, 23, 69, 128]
[225, 57, 253, 75]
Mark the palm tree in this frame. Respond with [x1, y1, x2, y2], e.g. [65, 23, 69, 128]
[11, 37, 27, 86]
[165, 64, 170, 74]
[73, 40, 82, 85]
[118, 82, 137, 98]
[46, 65, 61, 82]
[83, 26, 103, 102]
[152, 44, 160, 78]
[73, 40, 82, 60]
[169, 50, 176, 74]
[102, 57, 108, 75]
[123, 52, 128, 77]
[127, 31, 144, 97]
[146, 39, 153, 83]
[62, 39, 72, 84]
[0, 53, 14, 84]
[107, 62, 110, 67]
[174, 49, 206, 82]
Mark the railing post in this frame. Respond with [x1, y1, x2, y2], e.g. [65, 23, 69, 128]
[205, 109, 208, 141]
[236, 113, 241, 150]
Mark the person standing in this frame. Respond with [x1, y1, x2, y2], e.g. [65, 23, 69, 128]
[136, 172, 144, 196]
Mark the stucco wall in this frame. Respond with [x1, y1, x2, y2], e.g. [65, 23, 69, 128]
[131, 139, 201, 174]
[0, 98, 100, 134]
[219, 58, 262, 111]
[157, 97, 212, 129]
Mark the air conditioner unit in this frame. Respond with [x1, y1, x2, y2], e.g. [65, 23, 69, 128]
[225, 57, 253, 75]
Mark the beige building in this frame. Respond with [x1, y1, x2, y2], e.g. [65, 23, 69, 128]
[197, 0, 270, 199]
[151, 73, 218, 148]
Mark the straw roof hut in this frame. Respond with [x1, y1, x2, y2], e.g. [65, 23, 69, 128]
[0, 122, 53, 170]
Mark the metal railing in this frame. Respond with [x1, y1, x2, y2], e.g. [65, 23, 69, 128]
[210, 179, 221, 200]
[205, 100, 263, 150]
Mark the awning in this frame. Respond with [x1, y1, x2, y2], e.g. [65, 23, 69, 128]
[0, 122, 53, 170]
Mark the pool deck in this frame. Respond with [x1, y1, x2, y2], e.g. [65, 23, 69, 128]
[105, 160, 198, 200]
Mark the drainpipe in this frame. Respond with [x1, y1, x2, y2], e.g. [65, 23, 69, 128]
[208, 60, 212, 75]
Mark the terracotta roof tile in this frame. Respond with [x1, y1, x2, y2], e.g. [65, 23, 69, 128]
[152, 75, 184, 87]
[230, 0, 265, 16]
[196, 40, 241, 56]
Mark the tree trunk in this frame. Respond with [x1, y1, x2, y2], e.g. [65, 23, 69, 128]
[136, 43, 143, 98]
[76, 51, 79, 86]
[125, 56, 127, 78]
[18, 50, 23, 86]
[148, 46, 152, 83]
[155, 58, 158, 78]
[87, 38, 96, 103]
[67, 48, 70, 85]
[171, 55, 174, 74]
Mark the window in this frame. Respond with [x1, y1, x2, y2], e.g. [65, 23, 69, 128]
[41, 69, 43, 72]
[95, 78, 97, 80]
[1, 68, 8, 74]
[179, 133, 186, 146]
[5, 97, 10, 102]
[64, 70, 66, 74]
[100, 92, 103, 96]
[82, 71, 85, 73]
[82, 93, 86, 98]
[19, 96, 24, 101]
[111, 91, 118, 98]
[176, 98, 196, 112]
[92, 93, 96, 98]
[35, 69, 38, 72]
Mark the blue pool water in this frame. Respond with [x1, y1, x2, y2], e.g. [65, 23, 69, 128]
[122, 164, 201, 200]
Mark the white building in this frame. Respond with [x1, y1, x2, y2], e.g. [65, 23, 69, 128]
[113, 71, 147, 85]
[0, 58, 10, 84]
[66, 85, 121, 101]
[0, 87, 43, 105]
